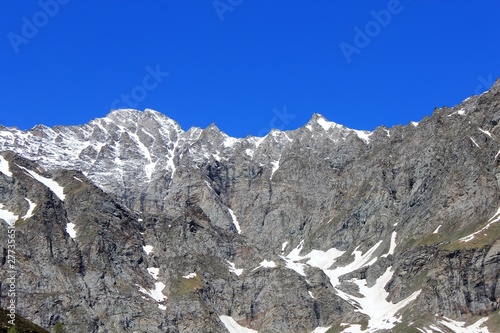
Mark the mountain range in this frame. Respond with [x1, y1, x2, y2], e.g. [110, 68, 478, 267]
[1, 78, 500, 332]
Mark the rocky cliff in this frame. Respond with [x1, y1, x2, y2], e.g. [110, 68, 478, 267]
[0, 79, 499, 332]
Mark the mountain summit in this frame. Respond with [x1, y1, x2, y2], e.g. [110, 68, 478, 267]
[1, 79, 499, 332]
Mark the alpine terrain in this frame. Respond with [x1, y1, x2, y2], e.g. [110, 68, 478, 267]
[1, 78, 500, 333]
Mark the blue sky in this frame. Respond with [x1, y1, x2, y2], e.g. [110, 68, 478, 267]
[1, 1, 499, 138]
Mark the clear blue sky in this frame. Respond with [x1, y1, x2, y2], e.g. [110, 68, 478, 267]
[1, 1, 499, 137]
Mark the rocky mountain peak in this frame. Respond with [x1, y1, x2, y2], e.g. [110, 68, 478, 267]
[106, 108, 183, 133]
[200, 122, 224, 139]
[307, 113, 342, 131]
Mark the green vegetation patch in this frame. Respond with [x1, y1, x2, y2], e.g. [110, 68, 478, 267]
[411, 216, 500, 251]
[485, 310, 500, 332]
[443, 218, 500, 251]
[171, 274, 202, 297]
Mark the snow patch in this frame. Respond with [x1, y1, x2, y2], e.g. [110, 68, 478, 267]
[340, 324, 363, 333]
[147, 267, 160, 280]
[283, 132, 293, 142]
[219, 315, 258, 333]
[72, 176, 83, 182]
[138, 282, 167, 303]
[281, 241, 289, 254]
[223, 136, 239, 148]
[66, 223, 76, 238]
[257, 260, 276, 269]
[250, 136, 265, 148]
[311, 327, 331, 333]
[212, 152, 221, 161]
[433, 225, 442, 234]
[479, 128, 493, 138]
[281, 240, 345, 277]
[145, 162, 157, 181]
[129, 131, 155, 181]
[470, 137, 480, 148]
[352, 130, 372, 144]
[448, 108, 467, 117]
[18, 166, 65, 201]
[227, 261, 243, 276]
[245, 149, 254, 158]
[316, 117, 333, 131]
[439, 316, 489, 333]
[270, 158, 280, 180]
[416, 328, 430, 333]
[166, 138, 179, 178]
[0, 156, 12, 177]
[347, 267, 421, 331]
[428, 325, 444, 333]
[22, 198, 37, 220]
[411, 121, 419, 127]
[281, 256, 307, 276]
[381, 231, 397, 258]
[303, 248, 346, 270]
[0, 204, 18, 226]
[228, 208, 242, 234]
[323, 241, 383, 287]
[308, 291, 315, 299]
[183, 272, 197, 279]
[282, 240, 420, 331]
[143, 245, 154, 255]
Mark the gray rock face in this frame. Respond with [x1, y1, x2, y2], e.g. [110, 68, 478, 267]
[1, 78, 500, 332]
